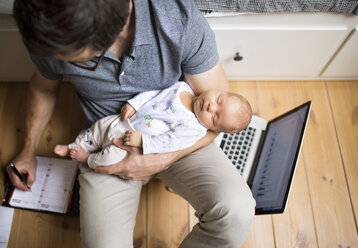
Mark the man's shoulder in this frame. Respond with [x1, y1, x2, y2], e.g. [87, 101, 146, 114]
[148, 0, 197, 21]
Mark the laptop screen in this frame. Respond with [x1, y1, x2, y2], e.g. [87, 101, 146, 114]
[250, 102, 311, 214]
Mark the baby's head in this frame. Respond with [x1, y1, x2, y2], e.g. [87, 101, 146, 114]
[193, 90, 252, 134]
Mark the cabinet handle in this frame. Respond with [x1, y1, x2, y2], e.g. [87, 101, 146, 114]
[233, 52, 243, 62]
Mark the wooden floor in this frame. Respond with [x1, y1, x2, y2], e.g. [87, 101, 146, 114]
[1, 81, 358, 248]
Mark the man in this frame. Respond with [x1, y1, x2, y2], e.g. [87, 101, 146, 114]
[7, 0, 255, 247]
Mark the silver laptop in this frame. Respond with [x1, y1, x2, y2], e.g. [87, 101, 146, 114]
[214, 101, 312, 215]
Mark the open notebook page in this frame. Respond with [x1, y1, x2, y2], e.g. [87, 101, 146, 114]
[9, 157, 79, 213]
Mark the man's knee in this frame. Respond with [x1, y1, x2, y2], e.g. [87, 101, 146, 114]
[201, 179, 256, 246]
[223, 195, 255, 245]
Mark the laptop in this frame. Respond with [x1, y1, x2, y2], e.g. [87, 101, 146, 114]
[214, 101, 312, 215]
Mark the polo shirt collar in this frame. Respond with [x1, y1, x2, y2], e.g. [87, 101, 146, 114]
[99, 0, 152, 61]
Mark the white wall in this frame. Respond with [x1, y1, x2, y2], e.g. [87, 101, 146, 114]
[0, 0, 14, 14]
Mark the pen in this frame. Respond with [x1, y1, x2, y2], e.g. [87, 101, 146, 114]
[9, 162, 31, 191]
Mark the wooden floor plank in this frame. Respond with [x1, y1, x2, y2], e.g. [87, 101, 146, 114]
[242, 215, 276, 248]
[326, 81, 358, 229]
[1, 84, 29, 248]
[12, 211, 81, 248]
[292, 81, 358, 247]
[38, 83, 84, 154]
[0, 83, 8, 199]
[1, 84, 27, 165]
[134, 186, 148, 248]
[2, 83, 151, 248]
[1, 84, 25, 248]
[229, 81, 277, 248]
[253, 81, 318, 248]
[3, 81, 358, 247]
[3, 83, 82, 248]
[0, 84, 8, 133]
[7, 210, 23, 248]
[147, 179, 189, 248]
[229, 81, 259, 114]
[273, 159, 318, 248]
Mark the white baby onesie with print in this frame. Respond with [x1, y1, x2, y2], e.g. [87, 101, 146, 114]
[70, 82, 207, 168]
[128, 81, 207, 154]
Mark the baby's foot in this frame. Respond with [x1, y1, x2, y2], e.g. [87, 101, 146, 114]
[70, 147, 90, 163]
[54, 145, 70, 157]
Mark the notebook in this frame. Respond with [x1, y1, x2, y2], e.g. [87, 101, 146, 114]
[3, 156, 79, 215]
[214, 101, 312, 215]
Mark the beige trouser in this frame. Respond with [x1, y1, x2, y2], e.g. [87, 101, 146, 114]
[79, 143, 256, 248]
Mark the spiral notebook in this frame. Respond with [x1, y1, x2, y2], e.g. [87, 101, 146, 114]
[3, 156, 79, 215]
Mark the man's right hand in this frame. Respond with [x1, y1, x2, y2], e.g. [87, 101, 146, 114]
[6, 152, 37, 191]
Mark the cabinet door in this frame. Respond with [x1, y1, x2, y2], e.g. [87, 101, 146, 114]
[213, 28, 346, 80]
[322, 28, 358, 78]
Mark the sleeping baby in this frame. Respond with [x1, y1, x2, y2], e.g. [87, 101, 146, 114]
[54, 81, 252, 169]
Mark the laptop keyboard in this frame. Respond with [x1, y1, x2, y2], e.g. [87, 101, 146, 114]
[220, 127, 257, 175]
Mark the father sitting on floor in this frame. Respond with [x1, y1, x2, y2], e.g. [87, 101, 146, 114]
[7, 0, 256, 247]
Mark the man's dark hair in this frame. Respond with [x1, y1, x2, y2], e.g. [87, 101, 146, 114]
[13, 0, 130, 56]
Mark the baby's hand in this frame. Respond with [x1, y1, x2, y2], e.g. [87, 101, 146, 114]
[124, 130, 142, 148]
[121, 103, 136, 120]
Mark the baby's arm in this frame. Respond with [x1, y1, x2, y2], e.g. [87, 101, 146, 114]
[121, 103, 136, 120]
[124, 130, 142, 148]
[122, 89, 162, 120]
[127, 89, 162, 110]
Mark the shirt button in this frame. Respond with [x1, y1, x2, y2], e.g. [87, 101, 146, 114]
[120, 71, 125, 76]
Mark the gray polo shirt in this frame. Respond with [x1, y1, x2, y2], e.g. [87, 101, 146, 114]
[30, 0, 219, 127]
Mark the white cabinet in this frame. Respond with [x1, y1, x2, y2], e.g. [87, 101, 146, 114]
[207, 13, 358, 80]
[0, 13, 358, 81]
[214, 28, 346, 79]
[322, 27, 358, 78]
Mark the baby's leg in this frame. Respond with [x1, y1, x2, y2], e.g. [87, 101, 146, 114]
[54, 145, 70, 157]
[87, 145, 127, 169]
[70, 147, 90, 163]
[54, 127, 102, 158]
[71, 128, 102, 153]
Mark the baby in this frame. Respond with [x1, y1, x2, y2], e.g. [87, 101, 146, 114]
[54, 81, 252, 169]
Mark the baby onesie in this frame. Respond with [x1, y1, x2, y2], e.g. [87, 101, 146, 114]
[70, 82, 207, 168]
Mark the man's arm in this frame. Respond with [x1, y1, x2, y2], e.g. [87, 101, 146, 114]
[185, 61, 230, 94]
[95, 61, 229, 180]
[95, 130, 218, 180]
[6, 70, 60, 190]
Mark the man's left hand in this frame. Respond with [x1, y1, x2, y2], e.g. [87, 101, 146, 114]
[95, 138, 174, 180]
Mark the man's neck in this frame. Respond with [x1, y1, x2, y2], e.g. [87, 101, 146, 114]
[109, 0, 135, 60]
